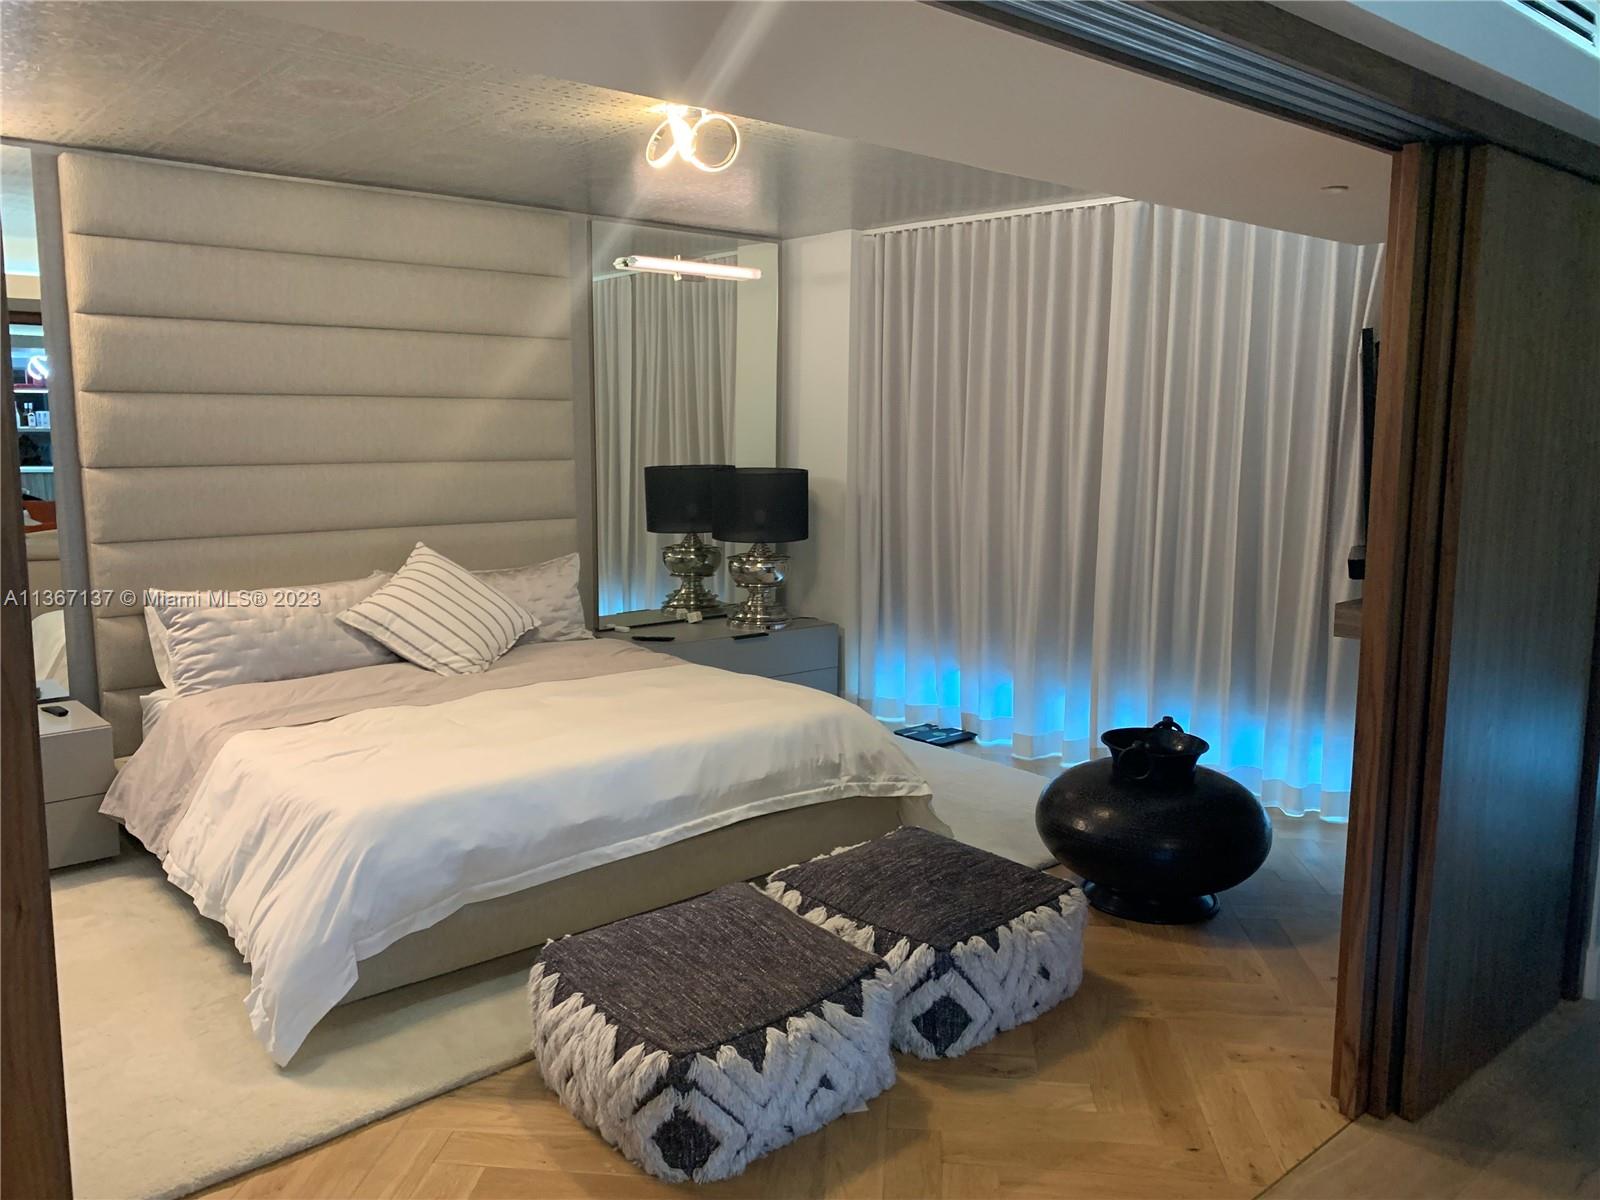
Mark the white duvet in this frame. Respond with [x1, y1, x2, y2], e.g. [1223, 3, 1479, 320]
[147, 658, 926, 1064]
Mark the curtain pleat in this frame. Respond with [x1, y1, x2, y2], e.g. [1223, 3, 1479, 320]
[594, 273, 737, 614]
[849, 202, 1383, 819]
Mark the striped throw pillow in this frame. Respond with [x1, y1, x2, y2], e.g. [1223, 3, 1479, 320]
[338, 543, 535, 675]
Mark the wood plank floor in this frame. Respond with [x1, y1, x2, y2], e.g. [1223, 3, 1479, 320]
[197, 758, 1349, 1200]
[1263, 999, 1600, 1199]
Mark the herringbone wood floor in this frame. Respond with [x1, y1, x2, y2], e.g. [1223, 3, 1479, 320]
[198, 756, 1348, 1200]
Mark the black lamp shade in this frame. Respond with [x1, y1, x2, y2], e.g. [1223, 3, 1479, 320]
[644, 465, 732, 533]
[713, 467, 809, 543]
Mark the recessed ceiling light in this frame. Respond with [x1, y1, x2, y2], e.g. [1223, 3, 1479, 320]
[1321, 184, 1350, 194]
[643, 103, 741, 174]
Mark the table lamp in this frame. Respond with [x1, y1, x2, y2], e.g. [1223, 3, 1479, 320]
[644, 464, 733, 614]
[713, 467, 808, 631]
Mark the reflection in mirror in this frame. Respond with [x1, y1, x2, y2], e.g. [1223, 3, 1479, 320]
[3, 146, 68, 696]
[591, 219, 778, 618]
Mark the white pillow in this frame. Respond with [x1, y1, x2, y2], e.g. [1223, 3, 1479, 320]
[339, 543, 534, 675]
[146, 573, 397, 697]
[477, 552, 591, 644]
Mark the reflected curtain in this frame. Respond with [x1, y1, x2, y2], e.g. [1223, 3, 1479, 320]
[850, 201, 1383, 818]
[594, 271, 737, 614]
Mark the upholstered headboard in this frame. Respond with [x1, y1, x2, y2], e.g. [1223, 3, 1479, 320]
[51, 152, 585, 754]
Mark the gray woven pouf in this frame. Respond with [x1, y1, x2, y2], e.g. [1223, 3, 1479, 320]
[761, 826, 1087, 1059]
[527, 883, 897, 1183]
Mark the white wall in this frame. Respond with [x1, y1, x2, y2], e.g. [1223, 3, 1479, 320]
[778, 230, 857, 644]
[733, 241, 779, 467]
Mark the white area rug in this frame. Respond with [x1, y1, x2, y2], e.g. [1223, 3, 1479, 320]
[53, 741, 1051, 1200]
[897, 739, 1055, 868]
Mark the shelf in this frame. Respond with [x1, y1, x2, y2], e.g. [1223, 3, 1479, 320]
[13, 387, 49, 394]
[20, 466, 54, 474]
[1334, 597, 1362, 640]
[17, 425, 52, 434]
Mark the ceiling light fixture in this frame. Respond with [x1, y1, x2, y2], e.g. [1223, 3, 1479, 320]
[613, 254, 762, 282]
[644, 103, 741, 174]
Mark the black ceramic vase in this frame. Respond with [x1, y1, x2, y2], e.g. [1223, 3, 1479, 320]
[1035, 716, 1272, 924]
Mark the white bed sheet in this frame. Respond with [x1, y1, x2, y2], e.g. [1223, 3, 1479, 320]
[150, 659, 927, 1064]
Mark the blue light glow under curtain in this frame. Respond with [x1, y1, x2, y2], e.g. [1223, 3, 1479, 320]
[871, 658, 1352, 821]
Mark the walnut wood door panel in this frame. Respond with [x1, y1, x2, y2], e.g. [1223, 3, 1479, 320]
[1401, 146, 1600, 1117]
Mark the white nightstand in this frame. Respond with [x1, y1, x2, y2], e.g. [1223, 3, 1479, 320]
[38, 700, 119, 869]
[598, 616, 841, 694]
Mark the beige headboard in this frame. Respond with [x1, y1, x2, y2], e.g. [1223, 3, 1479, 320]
[52, 152, 583, 754]
[25, 530, 62, 612]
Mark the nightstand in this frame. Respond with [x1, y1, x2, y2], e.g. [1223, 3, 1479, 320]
[38, 700, 119, 869]
[598, 616, 841, 694]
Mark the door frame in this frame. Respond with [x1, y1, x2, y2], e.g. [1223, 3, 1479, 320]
[1333, 143, 1472, 1118]
[1, 271, 75, 1196]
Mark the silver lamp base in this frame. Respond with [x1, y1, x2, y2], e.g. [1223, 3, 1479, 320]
[726, 541, 791, 630]
[660, 532, 722, 615]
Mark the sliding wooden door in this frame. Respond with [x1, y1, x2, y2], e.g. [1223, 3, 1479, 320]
[1400, 146, 1600, 1115]
[1338, 144, 1600, 1118]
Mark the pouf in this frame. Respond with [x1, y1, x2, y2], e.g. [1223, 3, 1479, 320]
[527, 883, 897, 1183]
[761, 826, 1087, 1059]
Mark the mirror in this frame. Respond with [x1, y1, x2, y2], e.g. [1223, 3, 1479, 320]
[2, 146, 68, 696]
[590, 219, 778, 618]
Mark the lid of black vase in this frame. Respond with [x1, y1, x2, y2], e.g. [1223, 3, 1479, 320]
[1102, 716, 1210, 782]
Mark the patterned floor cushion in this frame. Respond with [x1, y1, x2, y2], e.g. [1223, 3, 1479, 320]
[761, 826, 1087, 1059]
[527, 884, 897, 1183]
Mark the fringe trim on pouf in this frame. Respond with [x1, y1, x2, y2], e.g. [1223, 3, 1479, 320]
[761, 854, 1087, 1059]
[527, 958, 897, 1183]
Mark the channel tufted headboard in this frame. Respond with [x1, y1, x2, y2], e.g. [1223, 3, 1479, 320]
[50, 152, 587, 754]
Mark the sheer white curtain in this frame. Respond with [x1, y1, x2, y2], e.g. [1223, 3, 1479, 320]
[850, 202, 1382, 818]
[594, 271, 737, 614]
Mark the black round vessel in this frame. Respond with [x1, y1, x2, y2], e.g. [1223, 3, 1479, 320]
[1035, 717, 1271, 924]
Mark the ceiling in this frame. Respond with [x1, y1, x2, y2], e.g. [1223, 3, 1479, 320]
[0, 1, 1097, 240]
[1279, 0, 1600, 146]
[227, 1, 1393, 244]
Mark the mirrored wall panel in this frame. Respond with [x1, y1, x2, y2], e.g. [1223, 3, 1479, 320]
[591, 219, 778, 617]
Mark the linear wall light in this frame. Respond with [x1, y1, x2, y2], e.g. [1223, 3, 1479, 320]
[612, 255, 762, 282]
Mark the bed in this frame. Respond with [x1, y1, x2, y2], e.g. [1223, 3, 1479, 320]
[108, 636, 921, 1064]
[47, 150, 922, 1066]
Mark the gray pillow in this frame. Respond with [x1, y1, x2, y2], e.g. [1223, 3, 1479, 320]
[147, 573, 397, 696]
[476, 552, 591, 644]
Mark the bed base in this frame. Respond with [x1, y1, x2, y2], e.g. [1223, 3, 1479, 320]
[338, 795, 905, 1005]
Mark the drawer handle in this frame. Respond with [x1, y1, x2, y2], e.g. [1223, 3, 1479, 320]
[732, 632, 770, 641]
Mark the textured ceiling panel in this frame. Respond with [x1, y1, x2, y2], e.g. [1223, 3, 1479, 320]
[0, 1, 1095, 237]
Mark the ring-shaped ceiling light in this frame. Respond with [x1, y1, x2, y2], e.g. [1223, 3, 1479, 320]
[644, 103, 741, 174]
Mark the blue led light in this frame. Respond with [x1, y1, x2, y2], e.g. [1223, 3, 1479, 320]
[863, 659, 1352, 817]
